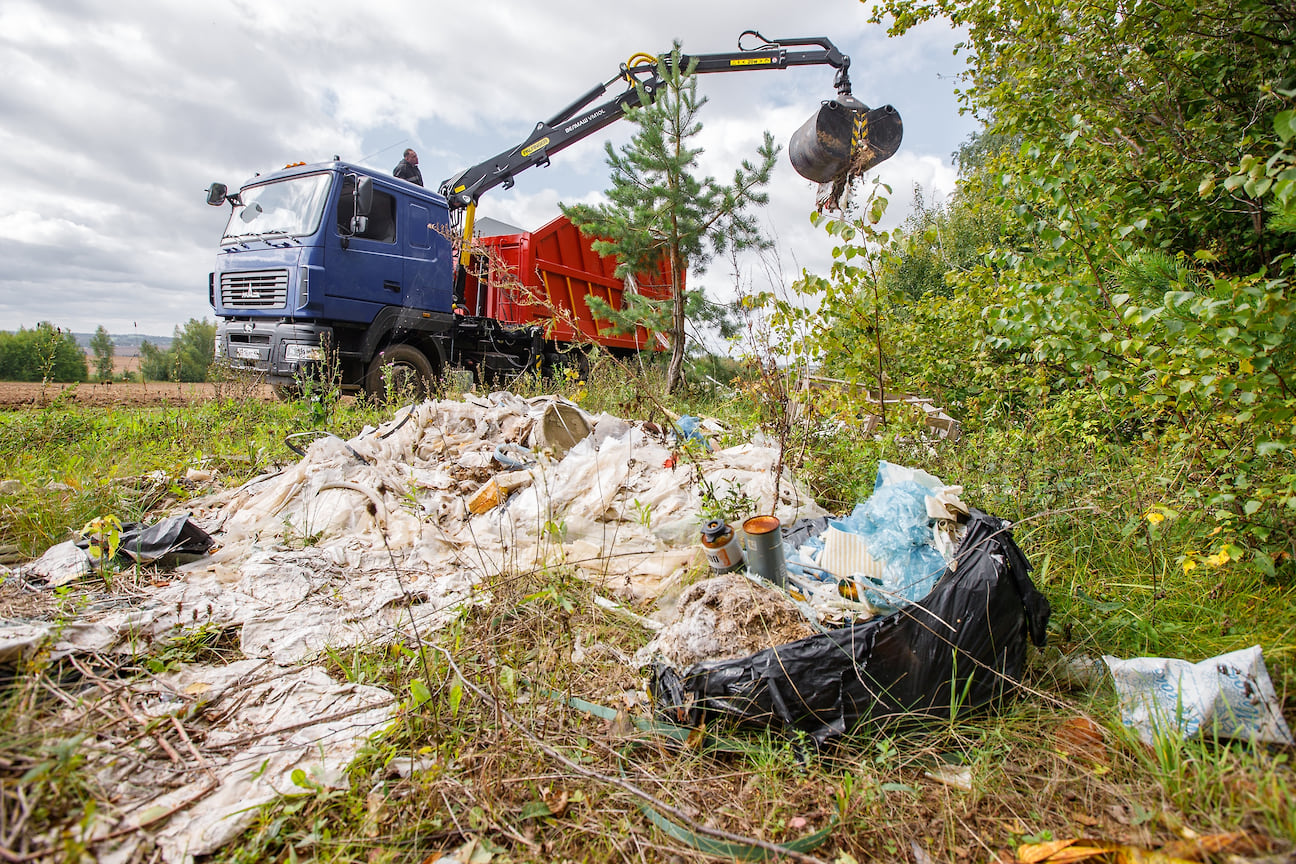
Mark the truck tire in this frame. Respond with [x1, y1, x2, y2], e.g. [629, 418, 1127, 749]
[365, 343, 435, 402]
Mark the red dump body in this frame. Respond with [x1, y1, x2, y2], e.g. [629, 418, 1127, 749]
[463, 215, 674, 351]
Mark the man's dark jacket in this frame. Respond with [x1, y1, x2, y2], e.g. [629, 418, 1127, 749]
[394, 159, 423, 187]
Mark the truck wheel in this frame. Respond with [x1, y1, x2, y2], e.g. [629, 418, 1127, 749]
[365, 343, 435, 402]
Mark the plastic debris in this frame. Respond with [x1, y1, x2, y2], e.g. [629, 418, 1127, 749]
[467, 469, 533, 514]
[531, 399, 592, 456]
[110, 514, 216, 565]
[20, 539, 92, 587]
[785, 461, 969, 619]
[652, 509, 1050, 745]
[0, 621, 50, 663]
[1103, 645, 1294, 745]
[83, 660, 396, 863]
[673, 415, 712, 450]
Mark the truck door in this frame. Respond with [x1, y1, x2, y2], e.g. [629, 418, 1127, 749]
[405, 202, 452, 313]
[324, 176, 405, 323]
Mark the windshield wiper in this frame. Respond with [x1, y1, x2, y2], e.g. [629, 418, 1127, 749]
[222, 229, 296, 247]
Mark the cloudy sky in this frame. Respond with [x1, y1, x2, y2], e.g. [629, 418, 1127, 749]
[0, 0, 976, 338]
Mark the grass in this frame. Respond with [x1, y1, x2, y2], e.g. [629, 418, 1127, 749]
[0, 366, 1292, 863]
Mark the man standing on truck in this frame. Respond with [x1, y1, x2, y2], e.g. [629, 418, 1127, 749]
[393, 149, 423, 186]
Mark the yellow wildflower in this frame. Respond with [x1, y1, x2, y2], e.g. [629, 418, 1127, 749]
[1182, 558, 1197, 574]
[1145, 511, 1166, 524]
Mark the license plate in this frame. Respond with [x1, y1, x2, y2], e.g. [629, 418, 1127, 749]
[235, 347, 260, 360]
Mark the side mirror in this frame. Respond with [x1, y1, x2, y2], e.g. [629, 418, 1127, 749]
[239, 201, 264, 223]
[354, 177, 373, 216]
[206, 182, 228, 206]
[350, 215, 369, 235]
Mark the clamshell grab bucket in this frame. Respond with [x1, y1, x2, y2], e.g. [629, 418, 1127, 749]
[789, 95, 904, 183]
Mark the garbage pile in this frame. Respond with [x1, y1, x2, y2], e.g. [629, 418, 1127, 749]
[2, 393, 829, 862]
[649, 463, 1052, 744]
[9, 392, 1293, 862]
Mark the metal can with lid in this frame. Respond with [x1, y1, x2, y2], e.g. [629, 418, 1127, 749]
[700, 519, 744, 573]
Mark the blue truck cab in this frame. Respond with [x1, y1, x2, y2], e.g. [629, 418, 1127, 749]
[208, 160, 457, 394]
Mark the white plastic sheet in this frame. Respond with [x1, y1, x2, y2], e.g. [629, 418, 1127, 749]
[7, 393, 828, 863]
[1103, 645, 1294, 745]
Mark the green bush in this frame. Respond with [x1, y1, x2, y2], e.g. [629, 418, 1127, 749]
[140, 318, 217, 382]
[0, 323, 87, 382]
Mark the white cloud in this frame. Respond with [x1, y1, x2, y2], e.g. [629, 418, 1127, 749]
[0, 0, 977, 336]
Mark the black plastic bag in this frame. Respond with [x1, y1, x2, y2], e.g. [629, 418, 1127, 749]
[76, 514, 215, 567]
[651, 509, 1049, 745]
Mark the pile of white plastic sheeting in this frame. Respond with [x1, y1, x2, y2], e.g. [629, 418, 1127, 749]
[6, 393, 825, 863]
[10, 548, 479, 666]
[193, 392, 825, 604]
[12, 393, 824, 664]
[84, 661, 396, 864]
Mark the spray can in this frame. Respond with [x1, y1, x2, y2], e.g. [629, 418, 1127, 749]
[742, 514, 787, 587]
[701, 519, 744, 573]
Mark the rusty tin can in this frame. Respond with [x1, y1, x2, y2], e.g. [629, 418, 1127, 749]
[742, 514, 787, 587]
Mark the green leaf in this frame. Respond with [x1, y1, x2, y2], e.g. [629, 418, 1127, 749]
[409, 679, 432, 708]
[499, 665, 517, 697]
[519, 800, 553, 820]
[449, 681, 463, 717]
[1276, 110, 1296, 144]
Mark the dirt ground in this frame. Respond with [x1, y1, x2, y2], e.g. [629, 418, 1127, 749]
[0, 380, 275, 408]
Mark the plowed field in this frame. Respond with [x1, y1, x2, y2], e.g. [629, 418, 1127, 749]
[0, 381, 275, 408]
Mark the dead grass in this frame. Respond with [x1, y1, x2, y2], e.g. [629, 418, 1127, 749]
[211, 564, 1293, 862]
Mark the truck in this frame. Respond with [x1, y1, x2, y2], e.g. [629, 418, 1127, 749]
[205, 32, 903, 398]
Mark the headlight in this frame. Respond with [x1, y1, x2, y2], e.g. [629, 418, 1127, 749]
[284, 343, 324, 362]
[214, 336, 225, 358]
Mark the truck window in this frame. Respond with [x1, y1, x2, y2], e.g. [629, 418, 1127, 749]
[223, 173, 332, 241]
[337, 176, 397, 244]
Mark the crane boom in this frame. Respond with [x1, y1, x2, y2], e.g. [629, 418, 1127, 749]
[439, 32, 898, 210]
[438, 31, 902, 310]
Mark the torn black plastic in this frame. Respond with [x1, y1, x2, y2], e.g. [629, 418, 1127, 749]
[651, 509, 1049, 745]
[77, 514, 216, 567]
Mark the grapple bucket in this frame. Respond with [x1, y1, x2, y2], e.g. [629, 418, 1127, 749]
[789, 95, 903, 183]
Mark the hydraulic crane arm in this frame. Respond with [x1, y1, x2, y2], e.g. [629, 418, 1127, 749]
[439, 32, 880, 211]
[439, 31, 902, 312]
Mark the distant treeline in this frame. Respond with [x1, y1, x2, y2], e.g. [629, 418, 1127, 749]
[0, 319, 216, 383]
[0, 323, 87, 382]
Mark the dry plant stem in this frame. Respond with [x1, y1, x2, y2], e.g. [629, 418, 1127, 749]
[206, 698, 397, 752]
[429, 643, 832, 864]
[94, 779, 221, 846]
[169, 715, 218, 782]
[378, 521, 435, 689]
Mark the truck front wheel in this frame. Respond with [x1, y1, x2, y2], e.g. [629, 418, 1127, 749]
[365, 343, 435, 402]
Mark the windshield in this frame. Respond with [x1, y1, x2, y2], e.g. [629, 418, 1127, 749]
[223, 173, 333, 240]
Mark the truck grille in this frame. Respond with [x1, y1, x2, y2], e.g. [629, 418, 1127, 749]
[221, 270, 289, 309]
